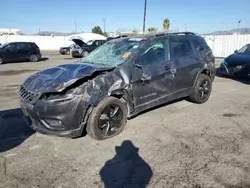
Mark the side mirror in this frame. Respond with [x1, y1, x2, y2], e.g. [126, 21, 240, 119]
[234, 50, 238, 53]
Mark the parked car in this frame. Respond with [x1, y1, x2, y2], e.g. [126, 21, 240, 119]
[20, 32, 215, 140]
[59, 44, 78, 55]
[0, 42, 41, 64]
[219, 44, 250, 79]
[72, 39, 106, 58]
[107, 35, 128, 41]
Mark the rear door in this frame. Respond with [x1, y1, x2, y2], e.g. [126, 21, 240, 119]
[16, 43, 31, 60]
[169, 37, 200, 91]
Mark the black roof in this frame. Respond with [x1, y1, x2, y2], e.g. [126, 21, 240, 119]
[6, 41, 35, 44]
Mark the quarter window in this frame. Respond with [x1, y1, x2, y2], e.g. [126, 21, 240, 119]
[170, 39, 193, 58]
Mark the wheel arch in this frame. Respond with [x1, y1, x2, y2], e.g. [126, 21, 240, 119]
[193, 68, 213, 87]
[109, 89, 133, 117]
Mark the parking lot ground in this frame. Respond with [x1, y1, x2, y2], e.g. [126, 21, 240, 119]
[0, 54, 250, 188]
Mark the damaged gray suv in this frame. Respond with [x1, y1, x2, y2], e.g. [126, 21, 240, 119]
[20, 32, 215, 140]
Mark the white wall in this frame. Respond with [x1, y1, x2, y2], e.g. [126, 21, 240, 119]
[1, 34, 250, 57]
[202, 34, 250, 57]
[0, 35, 73, 50]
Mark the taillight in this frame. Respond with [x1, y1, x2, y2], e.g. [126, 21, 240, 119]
[36, 47, 40, 51]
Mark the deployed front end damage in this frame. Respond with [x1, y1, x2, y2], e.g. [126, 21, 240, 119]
[20, 63, 130, 138]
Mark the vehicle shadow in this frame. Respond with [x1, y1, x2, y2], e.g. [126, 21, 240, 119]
[100, 140, 153, 188]
[215, 68, 250, 85]
[39, 57, 49, 61]
[0, 108, 34, 152]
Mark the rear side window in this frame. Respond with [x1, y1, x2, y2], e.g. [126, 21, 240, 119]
[17, 43, 31, 50]
[170, 38, 193, 59]
[191, 38, 209, 52]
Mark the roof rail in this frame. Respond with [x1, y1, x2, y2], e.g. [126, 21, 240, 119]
[172, 32, 196, 35]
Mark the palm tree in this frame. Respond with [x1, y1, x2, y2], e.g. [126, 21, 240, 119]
[148, 27, 157, 33]
[163, 18, 170, 32]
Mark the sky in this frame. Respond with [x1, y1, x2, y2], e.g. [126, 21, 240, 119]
[0, 0, 249, 34]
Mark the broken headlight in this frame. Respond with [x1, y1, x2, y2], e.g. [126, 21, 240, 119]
[40, 93, 75, 103]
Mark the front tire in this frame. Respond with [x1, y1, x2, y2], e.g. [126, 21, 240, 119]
[86, 97, 128, 140]
[0, 57, 3, 64]
[189, 74, 212, 104]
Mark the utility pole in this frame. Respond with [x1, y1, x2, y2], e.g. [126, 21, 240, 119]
[103, 18, 106, 33]
[143, 0, 147, 34]
[75, 20, 78, 34]
[237, 20, 241, 35]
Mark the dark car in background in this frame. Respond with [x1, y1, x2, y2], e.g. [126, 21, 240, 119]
[219, 44, 250, 79]
[72, 39, 106, 58]
[0, 42, 41, 64]
[20, 32, 215, 140]
[59, 44, 78, 55]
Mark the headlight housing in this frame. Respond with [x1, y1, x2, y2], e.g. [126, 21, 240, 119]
[40, 93, 75, 103]
[235, 65, 245, 70]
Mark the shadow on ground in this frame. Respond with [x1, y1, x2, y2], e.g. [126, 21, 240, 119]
[216, 68, 250, 85]
[0, 108, 34, 152]
[100, 140, 152, 188]
[40, 57, 49, 61]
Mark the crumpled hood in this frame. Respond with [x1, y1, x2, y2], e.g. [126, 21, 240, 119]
[225, 53, 250, 66]
[22, 63, 115, 94]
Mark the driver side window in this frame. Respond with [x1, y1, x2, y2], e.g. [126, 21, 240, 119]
[139, 40, 169, 65]
[5, 44, 17, 52]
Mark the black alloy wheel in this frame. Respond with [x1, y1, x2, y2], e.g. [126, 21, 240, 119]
[98, 104, 123, 136]
[189, 74, 212, 104]
[87, 97, 128, 140]
[199, 80, 210, 100]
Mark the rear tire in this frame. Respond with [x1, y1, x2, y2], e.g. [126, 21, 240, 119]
[66, 50, 70, 55]
[189, 74, 212, 104]
[29, 54, 39, 62]
[0, 57, 3, 64]
[86, 97, 127, 140]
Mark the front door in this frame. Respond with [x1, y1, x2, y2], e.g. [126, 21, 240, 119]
[131, 38, 177, 113]
[2, 43, 18, 61]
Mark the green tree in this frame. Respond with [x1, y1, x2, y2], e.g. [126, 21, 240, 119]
[92, 26, 103, 35]
[103, 32, 108, 37]
[148, 27, 157, 33]
[163, 18, 170, 32]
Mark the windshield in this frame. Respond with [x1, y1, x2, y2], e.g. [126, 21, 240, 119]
[238, 44, 250, 54]
[0, 43, 9, 49]
[81, 39, 141, 66]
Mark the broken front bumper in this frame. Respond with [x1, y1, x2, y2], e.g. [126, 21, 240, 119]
[20, 96, 89, 138]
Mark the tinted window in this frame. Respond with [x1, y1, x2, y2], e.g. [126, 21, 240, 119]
[17, 43, 30, 50]
[170, 38, 193, 58]
[238, 44, 250, 54]
[139, 40, 169, 65]
[5, 43, 17, 51]
[191, 38, 208, 52]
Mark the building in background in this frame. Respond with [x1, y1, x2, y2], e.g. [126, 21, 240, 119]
[0, 28, 20, 35]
